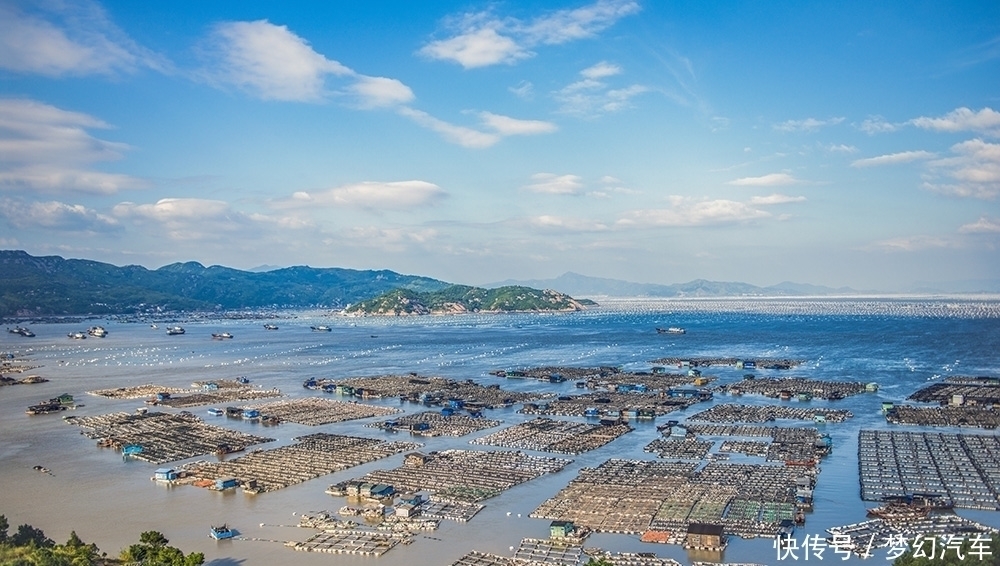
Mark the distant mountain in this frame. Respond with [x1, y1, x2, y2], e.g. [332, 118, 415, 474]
[0, 250, 452, 316]
[344, 285, 593, 316]
[485, 272, 860, 298]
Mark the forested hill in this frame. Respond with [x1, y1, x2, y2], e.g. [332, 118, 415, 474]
[0, 250, 451, 316]
[344, 285, 595, 316]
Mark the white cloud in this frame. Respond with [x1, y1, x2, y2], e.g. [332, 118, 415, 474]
[851, 151, 936, 168]
[555, 63, 647, 116]
[0, 197, 120, 232]
[749, 194, 807, 205]
[959, 216, 1000, 234]
[0, 0, 166, 76]
[281, 181, 446, 210]
[726, 173, 802, 187]
[398, 108, 499, 148]
[0, 98, 147, 194]
[857, 116, 899, 135]
[113, 198, 259, 241]
[580, 61, 621, 79]
[509, 81, 534, 99]
[523, 173, 585, 195]
[420, 0, 639, 68]
[911, 107, 1000, 137]
[341, 226, 439, 251]
[773, 117, 845, 133]
[923, 138, 1000, 199]
[346, 76, 415, 108]
[528, 215, 609, 232]
[825, 144, 858, 153]
[209, 20, 414, 110]
[479, 112, 557, 136]
[617, 196, 772, 227]
[869, 235, 954, 252]
[210, 20, 352, 102]
[419, 27, 530, 69]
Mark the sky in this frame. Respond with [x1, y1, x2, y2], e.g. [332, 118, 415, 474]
[1, 0, 998, 292]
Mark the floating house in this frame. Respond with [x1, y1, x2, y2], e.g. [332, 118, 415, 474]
[241, 409, 260, 420]
[685, 523, 724, 550]
[207, 407, 224, 417]
[881, 401, 895, 413]
[866, 382, 879, 392]
[215, 477, 239, 490]
[440, 407, 455, 417]
[202, 382, 219, 391]
[56, 393, 74, 405]
[404, 452, 430, 467]
[550, 520, 575, 539]
[154, 468, 178, 482]
[395, 503, 418, 518]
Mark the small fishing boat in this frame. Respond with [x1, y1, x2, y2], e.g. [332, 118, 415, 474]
[209, 524, 235, 540]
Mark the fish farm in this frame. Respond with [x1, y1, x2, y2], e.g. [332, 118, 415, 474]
[367, 410, 502, 437]
[649, 357, 803, 370]
[180, 433, 421, 493]
[288, 529, 405, 556]
[906, 378, 1000, 405]
[518, 392, 707, 419]
[644, 438, 714, 460]
[531, 458, 815, 540]
[346, 449, 572, 504]
[884, 405, 1000, 429]
[64, 411, 275, 464]
[689, 403, 853, 423]
[858, 430, 1000, 510]
[470, 417, 632, 454]
[718, 377, 870, 400]
[681, 424, 833, 463]
[332, 374, 545, 408]
[241, 397, 400, 426]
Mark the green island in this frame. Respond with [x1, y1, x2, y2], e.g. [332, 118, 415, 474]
[344, 285, 596, 315]
[0, 514, 204, 566]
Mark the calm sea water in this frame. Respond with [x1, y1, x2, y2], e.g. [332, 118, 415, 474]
[2, 298, 999, 566]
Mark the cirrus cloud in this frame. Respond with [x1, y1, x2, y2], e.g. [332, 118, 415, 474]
[959, 216, 1000, 234]
[523, 173, 585, 195]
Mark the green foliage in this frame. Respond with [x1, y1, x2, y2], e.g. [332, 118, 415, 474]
[121, 530, 203, 566]
[0, 515, 203, 566]
[892, 534, 999, 565]
[585, 558, 615, 566]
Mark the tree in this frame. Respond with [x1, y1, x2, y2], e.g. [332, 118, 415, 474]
[139, 530, 169, 547]
[585, 558, 615, 566]
[11, 524, 54, 548]
[0, 514, 8, 543]
[65, 531, 84, 548]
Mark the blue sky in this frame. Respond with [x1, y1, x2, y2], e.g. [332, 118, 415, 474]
[1, 0, 998, 291]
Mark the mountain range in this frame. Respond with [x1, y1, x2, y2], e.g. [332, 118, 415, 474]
[486, 272, 862, 298]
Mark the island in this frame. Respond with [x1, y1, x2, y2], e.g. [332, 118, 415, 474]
[343, 285, 595, 316]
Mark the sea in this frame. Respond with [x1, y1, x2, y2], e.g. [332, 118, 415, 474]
[1, 297, 999, 566]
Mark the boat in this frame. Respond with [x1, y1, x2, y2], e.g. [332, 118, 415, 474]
[32, 465, 50, 474]
[67, 331, 87, 339]
[311, 325, 332, 332]
[656, 327, 686, 334]
[209, 525, 235, 540]
[263, 324, 278, 330]
[8, 326, 35, 337]
[87, 326, 108, 337]
[166, 326, 185, 335]
[211, 332, 234, 340]
[207, 408, 224, 417]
